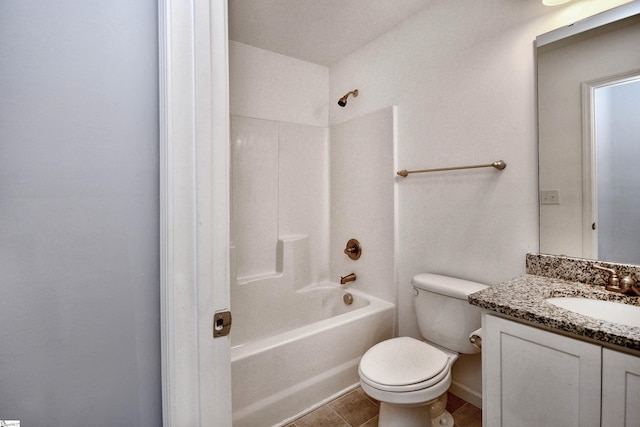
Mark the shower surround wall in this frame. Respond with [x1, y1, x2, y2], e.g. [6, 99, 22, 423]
[231, 116, 329, 282]
[230, 40, 330, 283]
[330, 107, 397, 305]
[230, 40, 398, 302]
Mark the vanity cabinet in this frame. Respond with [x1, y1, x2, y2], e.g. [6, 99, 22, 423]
[483, 314, 640, 426]
[483, 314, 601, 427]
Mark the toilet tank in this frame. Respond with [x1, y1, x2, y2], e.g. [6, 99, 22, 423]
[412, 273, 488, 354]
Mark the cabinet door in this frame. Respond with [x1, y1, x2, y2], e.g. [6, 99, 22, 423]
[483, 314, 601, 427]
[602, 348, 640, 426]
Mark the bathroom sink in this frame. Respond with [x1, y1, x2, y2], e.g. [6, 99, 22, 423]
[545, 297, 640, 328]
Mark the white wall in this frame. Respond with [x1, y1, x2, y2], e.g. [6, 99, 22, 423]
[0, 1, 160, 426]
[329, 0, 632, 404]
[230, 41, 329, 127]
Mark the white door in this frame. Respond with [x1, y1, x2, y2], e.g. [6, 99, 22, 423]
[160, 1, 232, 426]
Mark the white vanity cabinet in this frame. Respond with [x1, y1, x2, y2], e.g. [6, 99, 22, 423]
[483, 314, 602, 427]
[483, 313, 640, 426]
[602, 348, 640, 426]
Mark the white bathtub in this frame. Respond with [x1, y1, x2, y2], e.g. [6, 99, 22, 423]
[230, 284, 394, 427]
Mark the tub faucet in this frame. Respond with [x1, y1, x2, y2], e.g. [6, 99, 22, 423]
[340, 273, 357, 285]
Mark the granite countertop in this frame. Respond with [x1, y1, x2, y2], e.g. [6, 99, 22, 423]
[469, 273, 640, 352]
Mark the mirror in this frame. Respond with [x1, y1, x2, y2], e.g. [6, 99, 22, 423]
[537, 3, 640, 264]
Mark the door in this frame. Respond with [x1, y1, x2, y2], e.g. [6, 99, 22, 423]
[160, 0, 232, 426]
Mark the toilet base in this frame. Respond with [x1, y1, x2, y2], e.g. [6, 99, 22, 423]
[378, 393, 454, 427]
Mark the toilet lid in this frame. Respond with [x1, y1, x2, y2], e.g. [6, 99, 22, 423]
[359, 337, 448, 386]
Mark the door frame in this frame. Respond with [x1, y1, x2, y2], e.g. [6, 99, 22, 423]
[159, 1, 232, 426]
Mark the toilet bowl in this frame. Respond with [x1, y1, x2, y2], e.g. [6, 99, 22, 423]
[358, 274, 488, 427]
[359, 337, 457, 426]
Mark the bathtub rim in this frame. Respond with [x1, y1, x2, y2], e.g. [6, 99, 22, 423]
[230, 286, 394, 362]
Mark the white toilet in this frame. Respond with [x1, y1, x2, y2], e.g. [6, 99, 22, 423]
[358, 273, 488, 427]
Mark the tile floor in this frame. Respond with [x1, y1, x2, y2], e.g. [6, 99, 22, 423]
[286, 388, 482, 427]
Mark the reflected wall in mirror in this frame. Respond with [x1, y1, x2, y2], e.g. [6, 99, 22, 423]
[537, 7, 640, 264]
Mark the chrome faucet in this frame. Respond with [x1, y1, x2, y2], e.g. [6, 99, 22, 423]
[340, 273, 357, 285]
[593, 264, 639, 295]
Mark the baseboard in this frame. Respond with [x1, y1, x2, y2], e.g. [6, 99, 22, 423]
[449, 381, 482, 409]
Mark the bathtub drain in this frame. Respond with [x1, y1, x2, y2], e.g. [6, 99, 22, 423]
[343, 293, 353, 305]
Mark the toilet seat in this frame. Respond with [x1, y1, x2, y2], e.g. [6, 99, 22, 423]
[359, 337, 450, 393]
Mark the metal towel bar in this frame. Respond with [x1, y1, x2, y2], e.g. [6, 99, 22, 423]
[397, 160, 507, 177]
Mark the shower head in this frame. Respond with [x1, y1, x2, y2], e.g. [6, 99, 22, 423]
[338, 89, 358, 107]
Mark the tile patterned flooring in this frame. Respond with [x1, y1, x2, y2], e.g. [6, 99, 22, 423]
[286, 388, 482, 427]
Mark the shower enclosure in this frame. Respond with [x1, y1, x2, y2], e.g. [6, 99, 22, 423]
[229, 40, 397, 426]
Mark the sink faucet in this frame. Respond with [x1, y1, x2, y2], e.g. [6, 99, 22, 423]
[340, 273, 357, 285]
[593, 264, 639, 295]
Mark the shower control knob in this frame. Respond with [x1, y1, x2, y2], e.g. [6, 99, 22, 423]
[343, 239, 362, 260]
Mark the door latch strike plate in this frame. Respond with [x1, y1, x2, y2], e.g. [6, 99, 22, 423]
[213, 311, 232, 338]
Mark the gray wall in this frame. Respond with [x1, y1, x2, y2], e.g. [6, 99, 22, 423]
[0, 1, 161, 425]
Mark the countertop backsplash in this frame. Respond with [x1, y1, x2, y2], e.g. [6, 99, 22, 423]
[526, 253, 640, 286]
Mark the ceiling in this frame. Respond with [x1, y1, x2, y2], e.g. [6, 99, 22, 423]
[228, 0, 433, 66]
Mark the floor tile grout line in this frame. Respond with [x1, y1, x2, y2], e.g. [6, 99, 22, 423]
[356, 414, 377, 427]
[355, 388, 380, 408]
[327, 404, 352, 426]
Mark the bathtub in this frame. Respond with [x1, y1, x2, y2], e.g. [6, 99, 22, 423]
[230, 283, 394, 427]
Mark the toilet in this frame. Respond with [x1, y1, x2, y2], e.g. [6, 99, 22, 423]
[358, 273, 488, 427]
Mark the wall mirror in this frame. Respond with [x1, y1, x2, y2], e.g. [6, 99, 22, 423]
[537, 2, 640, 265]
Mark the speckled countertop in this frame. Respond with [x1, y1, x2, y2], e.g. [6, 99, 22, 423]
[468, 254, 640, 352]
